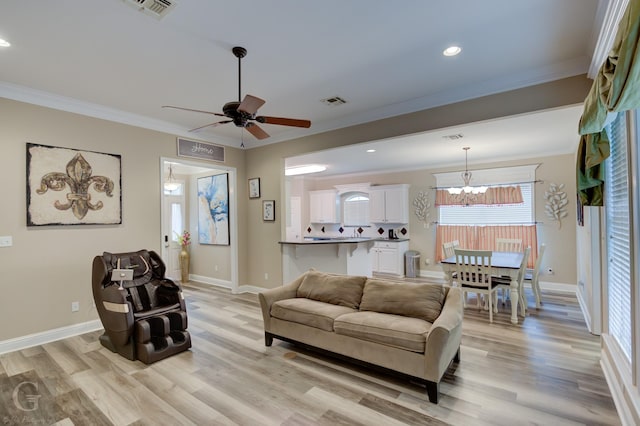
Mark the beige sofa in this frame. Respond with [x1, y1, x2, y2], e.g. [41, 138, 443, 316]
[259, 270, 463, 403]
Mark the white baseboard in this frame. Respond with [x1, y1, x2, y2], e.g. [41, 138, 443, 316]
[601, 334, 639, 426]
[0, 320, 103, 355]
[189, 274, 233, 289]
[236, 285, 264, 294]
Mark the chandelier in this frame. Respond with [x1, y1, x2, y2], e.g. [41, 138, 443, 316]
[447, 147, 488, 195]
[164, 164, 180, 191]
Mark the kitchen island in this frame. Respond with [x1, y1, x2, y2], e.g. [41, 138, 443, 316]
[279, 237, 375, 284]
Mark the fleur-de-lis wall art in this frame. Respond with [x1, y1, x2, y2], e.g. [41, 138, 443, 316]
[27, 143, 122, 226]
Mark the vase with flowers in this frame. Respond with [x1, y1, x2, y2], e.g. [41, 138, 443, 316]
[176, 230, 191, 283]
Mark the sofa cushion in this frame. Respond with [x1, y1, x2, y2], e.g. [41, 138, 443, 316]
[334, 312, 431, 353]
[359, 280, 446, 323]
[271, 298, 357, 332]
[296, 270, 367, 309]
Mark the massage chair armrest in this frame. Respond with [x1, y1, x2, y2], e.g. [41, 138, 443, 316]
[98, 285, 135, 346]
[423, 286, 463, 382]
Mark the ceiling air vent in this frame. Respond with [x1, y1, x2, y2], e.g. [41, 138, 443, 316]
[321, 96, 347, 106]
[122, 0, 177, 20]
[442, 133, 464, 140]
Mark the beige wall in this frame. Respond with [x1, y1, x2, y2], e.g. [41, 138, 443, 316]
[246, 75, 591, 288]
[0, 98, 245, 341]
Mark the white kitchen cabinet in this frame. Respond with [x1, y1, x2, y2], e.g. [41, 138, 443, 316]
[369, 184, 409, 224]
[309, 189, 340, 223]
[372, 240, 409, 276]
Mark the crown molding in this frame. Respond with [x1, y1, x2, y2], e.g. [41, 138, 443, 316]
[0, 81, 239, 147]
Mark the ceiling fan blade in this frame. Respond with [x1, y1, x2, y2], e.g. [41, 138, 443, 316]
[189, 120, 232, 132]
[257, 116, 311, 128]
[245, 122, 270, 140]
[238, 95, 266, 115]
[162, 105, 226, 117]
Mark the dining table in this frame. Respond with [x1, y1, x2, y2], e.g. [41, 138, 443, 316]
[440, 251, 526, 324]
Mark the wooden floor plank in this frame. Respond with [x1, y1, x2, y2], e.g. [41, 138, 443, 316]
[0, 281, 621, 425]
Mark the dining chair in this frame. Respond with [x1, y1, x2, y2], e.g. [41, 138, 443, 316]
[495, 238, 522, 252]
[523, 244, 546, 308]
[442, 240, 459, 259]
[492, 247, 530, 315]
[454, 249, 498, 323]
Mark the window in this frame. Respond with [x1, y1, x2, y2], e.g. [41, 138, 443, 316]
[604, 111, 633, 361]
[438, 183, 534, 225]
[171, 202, 184, 242]
[343, 192, 369, 226]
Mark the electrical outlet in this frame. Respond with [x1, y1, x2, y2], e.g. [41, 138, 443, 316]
[264, 273, 269, 280]
[546, 267, 554, 275]
[0, 236, 12, 247]
[71, 301, 80, 312]
[214, 265, 219, 271]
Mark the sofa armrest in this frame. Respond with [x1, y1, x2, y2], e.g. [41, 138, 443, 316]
[258, 274, 305, 331]
[423, 286, 463, 382]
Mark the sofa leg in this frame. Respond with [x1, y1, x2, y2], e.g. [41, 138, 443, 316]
[264, 332, 274, 347]
[426, 381, 439, 404]
[454, 347, 461, 363]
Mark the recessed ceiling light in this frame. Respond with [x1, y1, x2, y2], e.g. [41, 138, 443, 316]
[285, 164, 327, 176]
[0, 39, 11, 47]
[366, 149, 376, 153]
[443, 46, 461, 57]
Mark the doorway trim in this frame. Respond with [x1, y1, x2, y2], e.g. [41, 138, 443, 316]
[160, 156, 239, 293]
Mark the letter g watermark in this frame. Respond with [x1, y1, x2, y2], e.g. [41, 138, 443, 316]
[12, 381, 41, 412]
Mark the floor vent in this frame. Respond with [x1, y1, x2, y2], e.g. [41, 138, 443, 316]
[121, 0, 177, 20]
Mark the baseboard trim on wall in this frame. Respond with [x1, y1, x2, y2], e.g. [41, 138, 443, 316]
[189, 274, 233, 290]
[189, 274, 266, 295]
[236, 285, 265, 294]
[601, 334, 639, 426]
[0, 320, 103, 355]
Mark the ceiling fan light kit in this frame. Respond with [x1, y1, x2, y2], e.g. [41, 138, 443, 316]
[162, 46, 310, 140]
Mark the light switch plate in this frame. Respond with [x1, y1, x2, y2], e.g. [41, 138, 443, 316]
[0, 236, 12, 247]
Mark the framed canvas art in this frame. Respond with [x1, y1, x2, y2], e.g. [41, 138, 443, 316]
[197, 173, 230, 245]
[26, 143, 122, 226]
[263, 200, 275, 221]
[248, 177, 260, 199]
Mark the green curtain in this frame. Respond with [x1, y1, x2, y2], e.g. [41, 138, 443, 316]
[577, 0, 640, 205]
[576, 130, 610, 206]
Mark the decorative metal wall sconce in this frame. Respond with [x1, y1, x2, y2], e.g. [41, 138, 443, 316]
[544, 182, 568, 229]
[413, 190, 431, 227]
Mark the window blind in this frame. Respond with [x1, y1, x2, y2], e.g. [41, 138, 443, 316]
[605, 112, 633, 361]
[438, 183, 533, 225]
[343, 194, 369, 226]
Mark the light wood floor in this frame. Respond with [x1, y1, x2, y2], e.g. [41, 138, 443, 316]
[0, 280, 620, 425]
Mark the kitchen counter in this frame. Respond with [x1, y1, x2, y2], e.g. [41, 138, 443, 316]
[279, 237, 411, 283]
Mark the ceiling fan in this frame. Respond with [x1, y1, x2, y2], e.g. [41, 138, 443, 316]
[162, 46, 311, 140]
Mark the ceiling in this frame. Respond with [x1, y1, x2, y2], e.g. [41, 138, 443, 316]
[1, 0, 605, 170]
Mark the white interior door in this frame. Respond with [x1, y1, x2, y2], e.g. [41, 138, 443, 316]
[163, 189, 185, 280]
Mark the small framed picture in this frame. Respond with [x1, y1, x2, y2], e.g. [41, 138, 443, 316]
[263, 200, 275, 221]
[248, 177, 260, 199]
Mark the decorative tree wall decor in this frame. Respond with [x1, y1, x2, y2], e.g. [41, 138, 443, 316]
[412, 190, 431, 227]
[544, 182, 568, 229]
